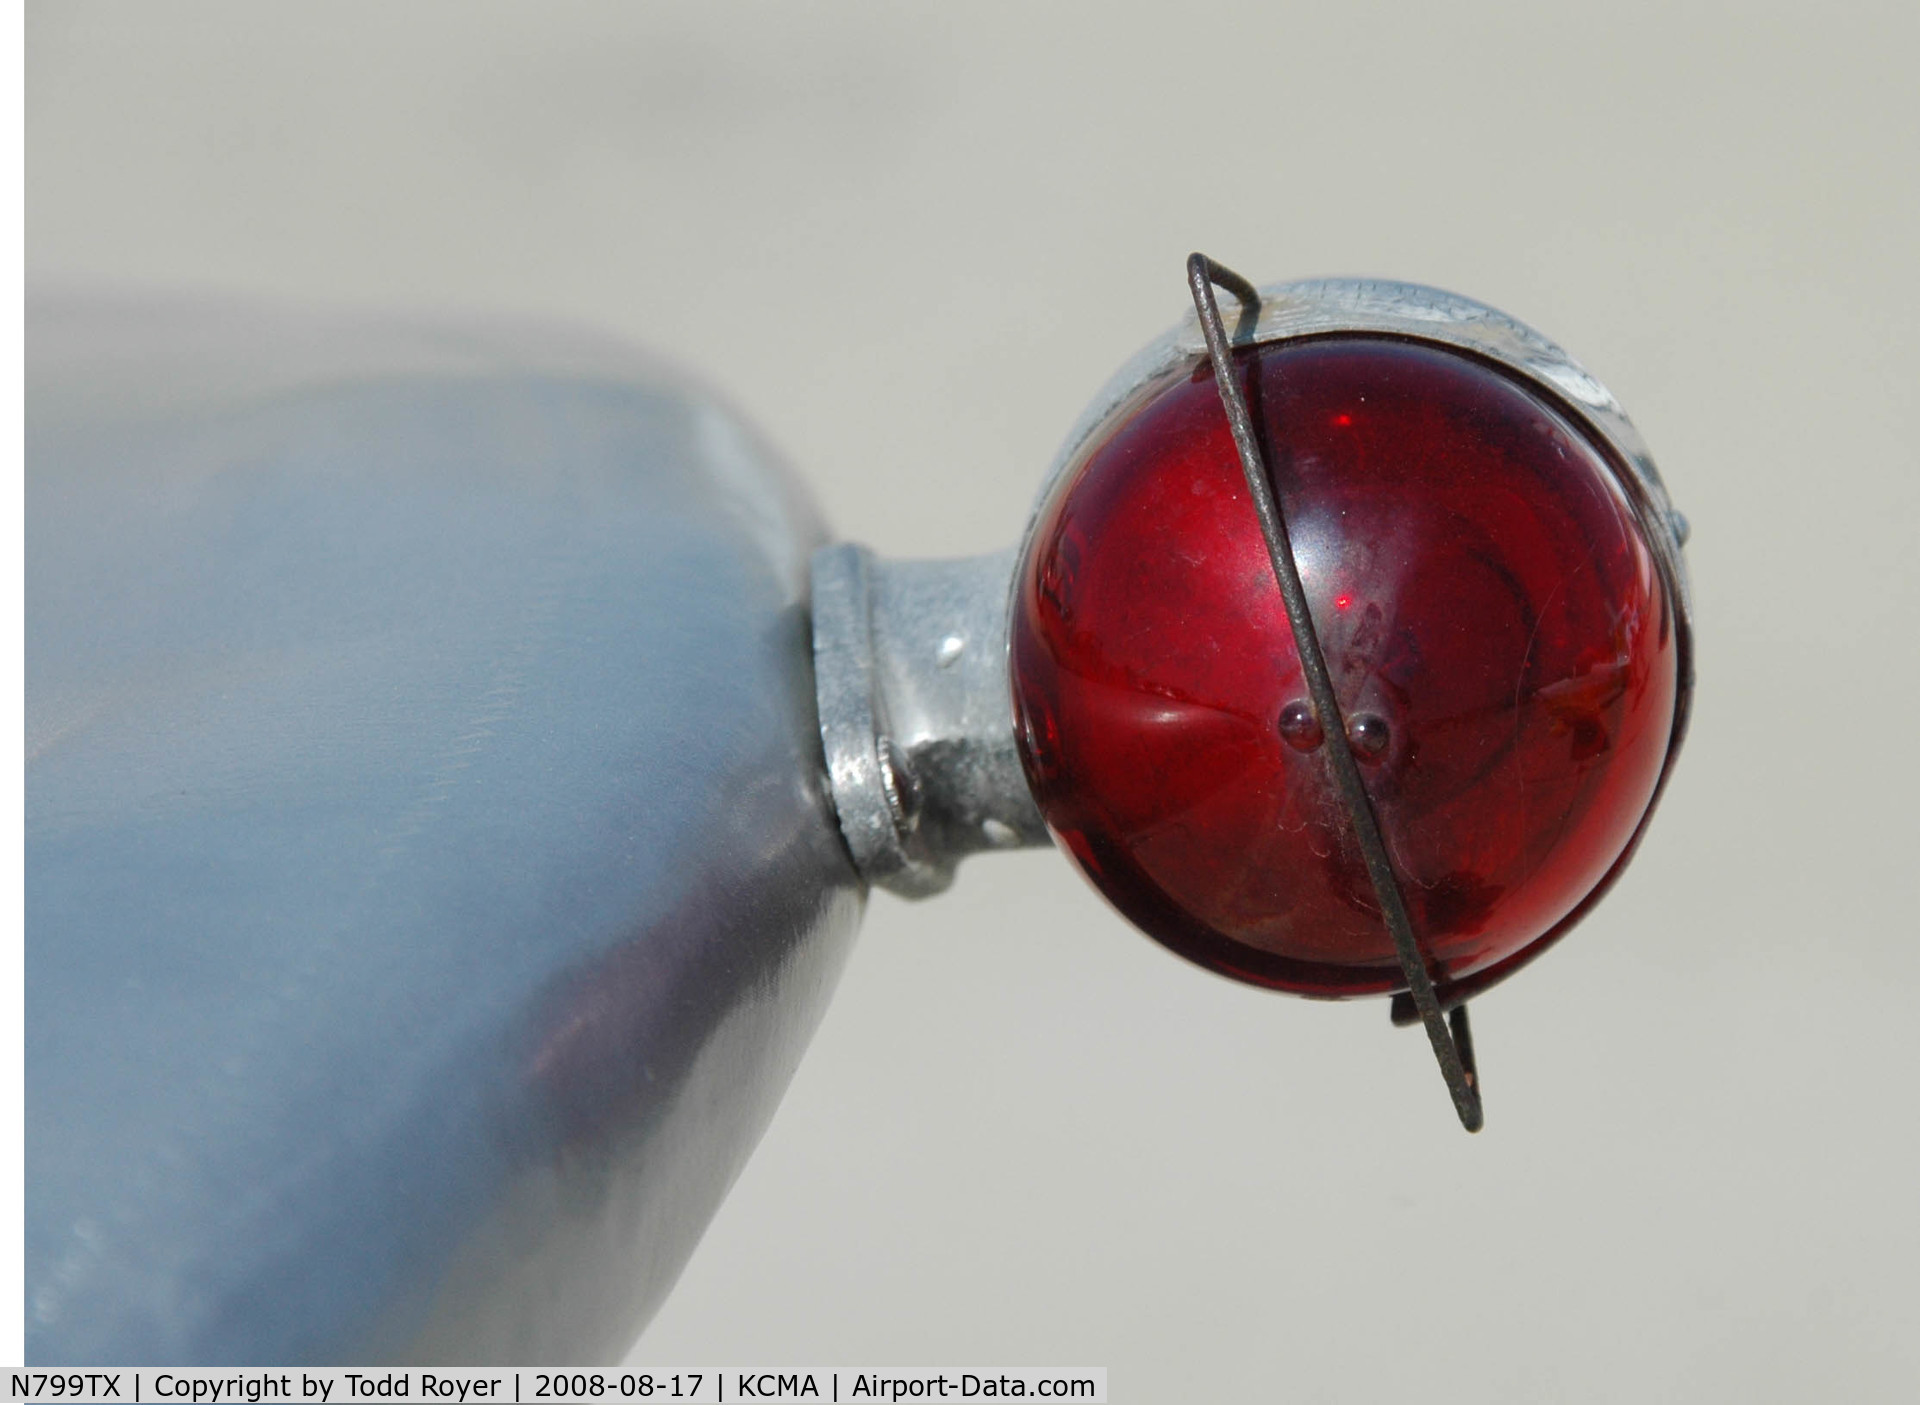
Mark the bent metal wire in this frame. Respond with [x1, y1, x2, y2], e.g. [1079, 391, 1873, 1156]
[1186, 254, 1485, 1133]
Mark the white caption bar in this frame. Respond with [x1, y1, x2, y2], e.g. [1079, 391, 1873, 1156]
[2, 1369, 1107, 1405]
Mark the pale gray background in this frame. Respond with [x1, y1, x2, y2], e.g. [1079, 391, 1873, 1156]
[27, 1, 1920, 1398]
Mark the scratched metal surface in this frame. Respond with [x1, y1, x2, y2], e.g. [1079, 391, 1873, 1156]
[25, 297, 864, 1363]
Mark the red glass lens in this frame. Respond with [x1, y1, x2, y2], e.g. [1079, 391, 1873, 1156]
[1010, 337, 1678, 997]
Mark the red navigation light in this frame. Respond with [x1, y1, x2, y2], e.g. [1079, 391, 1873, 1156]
[1010, 337, 1678, 999]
